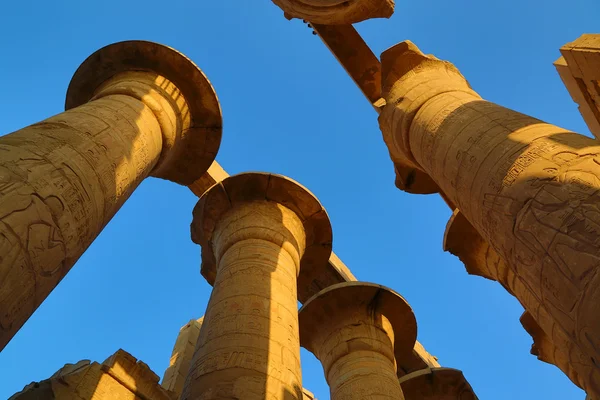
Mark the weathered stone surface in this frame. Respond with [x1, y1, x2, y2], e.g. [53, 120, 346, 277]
[184, 173, 332, 400]
[0, 41, 221, 352]
[299, 281, 417, 399]
[272, 0, 394, 25]
[9, 349, 175, 400]
[555, 34, 600, 140]
[162, 318, 204, 398]
[189, 162, 441, 377]
[398, 367, 478, 400]
[379, 40, 600, 398]
[445, 209, 595, 395]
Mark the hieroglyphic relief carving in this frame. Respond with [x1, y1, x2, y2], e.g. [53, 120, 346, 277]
[184, 173, 332, 400]
[299, 282, 417, 400]
[379, 40, 600, 398]
[0, 41, 222, 351]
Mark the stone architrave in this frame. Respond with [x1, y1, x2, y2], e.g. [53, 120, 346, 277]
[0, 40, 222, 351]
[9, 349, 175, 400]
[398, 367, 478, 400]
[183, 173, 332, 400]
[378, 40, 600, 397]
[271, 0, 394, 24]
[299, 281, 417, 400]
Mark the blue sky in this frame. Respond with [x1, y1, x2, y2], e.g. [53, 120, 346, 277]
[0, 1, 599, 399]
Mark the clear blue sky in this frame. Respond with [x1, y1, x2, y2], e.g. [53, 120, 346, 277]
[0, 1, 598, 399]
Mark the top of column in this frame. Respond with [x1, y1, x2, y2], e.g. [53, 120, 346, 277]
[65, 40, 223, 185]
[271, 0, 394, 24]
[299, 281, 418, 368]
[191, 172, 333, 287]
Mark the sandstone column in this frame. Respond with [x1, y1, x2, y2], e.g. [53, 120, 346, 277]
[299, 281, 417, 400]
[0, 40, 222, 351]
[184, 172, 332, 400]
[398, 367, 478, 400]
[379, 40, 600, 395]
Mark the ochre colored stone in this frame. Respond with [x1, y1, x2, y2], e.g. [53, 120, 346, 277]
[299, 282, 417, 400]
[183, 173, 332, 400]
[162, 318, 204, 398]
[0, 41, 221, 352]
[379, 40, 600, 398]
[554, 34, 600, 139]
[9, 349, 175, 400]
[271, 0, 394, 25]
[188, 163, 442, 377]
[398, 367, 478, 400]
[444, 209, 595, 395]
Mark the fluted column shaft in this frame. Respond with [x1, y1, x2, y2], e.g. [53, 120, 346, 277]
[0, 71, 189, 349]
[379, 41, 600, 395]
[183, 201, 306, 400]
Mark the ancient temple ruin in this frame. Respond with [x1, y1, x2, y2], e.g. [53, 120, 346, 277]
[2, 1, 600, 399]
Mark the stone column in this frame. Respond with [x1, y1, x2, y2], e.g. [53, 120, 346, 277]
[444, 209, 597, 396]
[299, 281, 417, 400]
[379, 40, 600, 396]
[398, 367, 478, 400]
[184, 173, 332, 400]
[0, 40, 222, 351]
[162, 318, 204, 398]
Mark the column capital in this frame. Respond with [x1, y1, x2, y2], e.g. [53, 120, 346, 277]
[299, 281, 417, 376]
[271, 0, 394, 24]
[378, 41, 478, 192]
[398, 367, 478, 400]
[191, 172, 332, 286]
[66, 40, 222, 185]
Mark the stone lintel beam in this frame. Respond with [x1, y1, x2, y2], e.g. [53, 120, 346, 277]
[554, 34, 600, 139]
[186, 172, 332, 399]
[187, 162, 440, 376]
[398, 367, 478, 400]
[272, 0, 394, 25]
[299, 282, 417, 399]
[308, 23, 440, 193]
[0, 40, 222, 351]
[380, 40, 600, 397]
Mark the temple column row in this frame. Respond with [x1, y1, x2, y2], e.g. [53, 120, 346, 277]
[378, 40, 600, 398]
[0, 40, 222, 351]
[183, 171, 477, 400]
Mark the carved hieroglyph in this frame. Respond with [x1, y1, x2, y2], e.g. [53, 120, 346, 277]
[184, 173, 332, 400]
[9, 349, 175, 400]
[379, 40, 600, 397]
[0, 40, 222, 351]
[271, 0, 394, 24]
[444, 209, 596, 395]
[299, 282, 417, 400]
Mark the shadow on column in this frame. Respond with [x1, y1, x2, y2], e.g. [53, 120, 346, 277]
[379, 40, 600, 397]
[184, 172, 332, 399]
[9, 349, 176, 400]
[0, 40, 222, 351]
